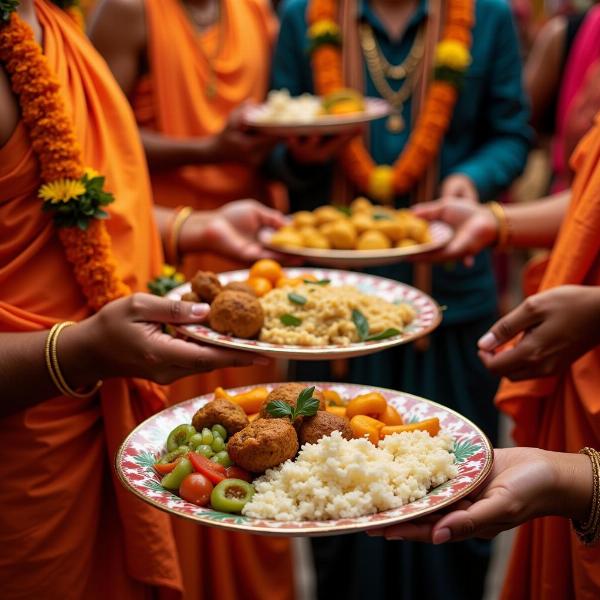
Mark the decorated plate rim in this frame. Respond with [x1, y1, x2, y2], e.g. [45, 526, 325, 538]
[116, 383, 494, 537]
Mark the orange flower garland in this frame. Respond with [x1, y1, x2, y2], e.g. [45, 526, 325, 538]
[0, 9, 130, 311]
[308, 0, 475, 202]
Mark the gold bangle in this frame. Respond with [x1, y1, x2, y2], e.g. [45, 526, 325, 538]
[45, 322, 102, 399]
[486, 201, 509, 249]
[573, 447, 600, 545]
[166, 206, 193, 266]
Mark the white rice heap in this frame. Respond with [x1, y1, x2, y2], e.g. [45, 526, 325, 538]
[242, 430, 458, 521]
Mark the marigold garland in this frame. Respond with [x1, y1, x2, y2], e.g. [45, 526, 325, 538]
[0, 7, 130, 311]
[308, 0, 475, 202]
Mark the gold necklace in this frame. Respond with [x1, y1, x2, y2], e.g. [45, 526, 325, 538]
[359, 22, 425, 133]
[182, 0, 224, 100]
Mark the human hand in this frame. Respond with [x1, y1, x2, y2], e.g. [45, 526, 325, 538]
[439, 174, 479, 204]
[285, 129, 360, 165]
[218, 199, 286, 235]
[412, 197, 498, 266]
[477, 285, 600, 380]
[212, 106, 277, 167]
[71, 294, 268, 385]
[371, 447, 592, 544]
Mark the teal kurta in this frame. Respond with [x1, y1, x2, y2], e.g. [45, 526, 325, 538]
[271, 2, 531, 600]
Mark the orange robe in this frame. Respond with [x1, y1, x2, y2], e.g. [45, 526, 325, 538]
[497, 114, 600, 600]
[132, 0, 282, 396]
[131, 3, 295, 599]
[0, 2, 181, 598]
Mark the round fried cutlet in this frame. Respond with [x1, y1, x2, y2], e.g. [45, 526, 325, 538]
[191, 271, 222, 304]
[209, 290, 264, 339]
[298, 411, 353, 446]
[191, 398, 248, 435]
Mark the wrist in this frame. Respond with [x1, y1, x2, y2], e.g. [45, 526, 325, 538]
[56, 320, 106, 389]
[552, 451, 593, 521]
[178, 210, 211, 255]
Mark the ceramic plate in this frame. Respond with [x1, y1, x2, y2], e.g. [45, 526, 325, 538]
[259, 221, 453, 268]
[243, 98, 390, 136]
[167, 268, 441, 360]
[117, 383, 494, 537]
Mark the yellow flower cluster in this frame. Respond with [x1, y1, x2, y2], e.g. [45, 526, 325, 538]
[308, 19, 340, 39]
[39, 178, 86, 204]
[161, 264, 185, 284]
[435, 40, 472, 72]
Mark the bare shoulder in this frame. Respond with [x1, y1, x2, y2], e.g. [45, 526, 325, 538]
[89, 0, 146, 50]
[0, 64, 19, 148]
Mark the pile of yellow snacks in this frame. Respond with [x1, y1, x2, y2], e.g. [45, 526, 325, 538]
[269, 197, 431, 251]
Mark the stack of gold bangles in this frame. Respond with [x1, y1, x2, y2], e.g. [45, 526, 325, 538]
[45, 321, 102, 399]
[574, 447, 600, 544]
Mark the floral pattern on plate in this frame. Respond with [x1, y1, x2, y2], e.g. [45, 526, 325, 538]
[167, 268, 442, 360]
[117, 383, 493, 537]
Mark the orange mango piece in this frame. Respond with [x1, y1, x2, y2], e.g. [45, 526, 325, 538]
[380, 418, 441, 439]
[380, 404, 404, 426]
[214, 386, 233, 401]
[326, 406, 347, 418]
[322, 389, 343, 406]
[229, 387, 270, 415]
[248, 413, 260, 422]
[346, 392, 387, 419]
[350, 415, 386, 445]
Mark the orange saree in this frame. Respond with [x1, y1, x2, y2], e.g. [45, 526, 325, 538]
[497, 114, 600, 600]
[0, 2, 181, 598]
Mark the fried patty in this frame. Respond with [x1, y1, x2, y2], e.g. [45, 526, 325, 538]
[298, 411, 353, 446]
[209, 290, 264, 339]
[191, 271, 222, 304]
[227, 418, 299, 473]
[191, 398, 249, 435]
[259, 383, 326, 422]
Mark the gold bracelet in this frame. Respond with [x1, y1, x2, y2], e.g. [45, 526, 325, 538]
[45, 322, 102, 399]
[166, 206, 193, 266]
[486, 201, 510, 249]
[573, 447, 600, 545]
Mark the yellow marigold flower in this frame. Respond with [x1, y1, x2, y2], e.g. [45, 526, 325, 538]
[162, 264, 176, 278]
[84, 167, 100, 179]
[368, 166, 395, 203]
[308, 19, 340, 39]
[38, 178, 87, 204]
[174, 273, 185, 284]
[435, 40, 472, 71]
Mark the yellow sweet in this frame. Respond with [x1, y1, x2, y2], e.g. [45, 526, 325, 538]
[396, 239, 417, 248]
[356, 230, 392, 250]
[293, 211, 316, 228]
[270, 229, 304, 248]
[374, 219, 408, 242]
[350, 212, 374, 233]
[406, 217, 430, 243]
[350, 196, 373, 214]
[314, 205, 344, 225]
[325, 220, 357, 249]
[301, 227, 331, 249]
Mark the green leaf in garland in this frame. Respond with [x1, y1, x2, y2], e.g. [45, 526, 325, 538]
[351, 309, 369, 341]
[0, 0, 19, 23]
[280, 313, 302, 326]
[288, 292, 307, 305]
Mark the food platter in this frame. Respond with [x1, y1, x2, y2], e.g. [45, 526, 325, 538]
[243, 97, 390, 136]
[167, 268, 441, 360]
[117, 383, 494, 537]
[259, 221, 453, 268]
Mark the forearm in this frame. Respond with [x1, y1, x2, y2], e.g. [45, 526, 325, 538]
[504, 190, 570, 248]
[141, 129, 221, 170]
[552, 450, 594, 522]
[0, 325, 100, 417]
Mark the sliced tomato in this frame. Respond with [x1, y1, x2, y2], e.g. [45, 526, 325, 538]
[188, 452, 226, 484]
[154, 459, 181, 475]
[225, 466, 252, 482]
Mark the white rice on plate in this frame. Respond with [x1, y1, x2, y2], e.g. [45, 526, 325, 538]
[242, 430, 457, 521]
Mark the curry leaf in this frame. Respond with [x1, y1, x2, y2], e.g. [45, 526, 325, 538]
[352, 309, 369, 341]
[288, 292, 307, 305]
[280, 314, 302, 326]
[365, 328, 401, 341]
